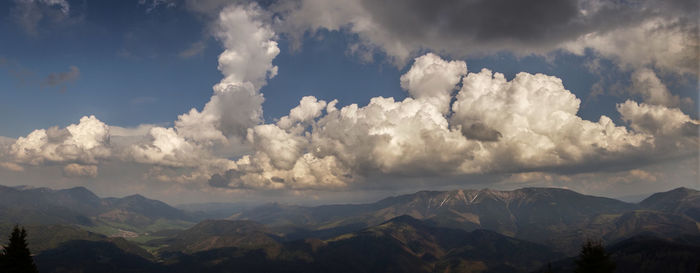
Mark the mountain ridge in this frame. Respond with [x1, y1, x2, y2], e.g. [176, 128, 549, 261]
[230, 186, 698, 254]
[0, 184, 200, 236]
[1, 184, 698, 272]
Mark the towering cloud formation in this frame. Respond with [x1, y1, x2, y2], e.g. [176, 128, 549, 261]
[215, 54, 695, 190]
[129, 3, 279, 176]
[175, 4, 279, 143]
[2, 3, 697, 191]
[3, 4, 278, 180]
[400, 54, 466, 114]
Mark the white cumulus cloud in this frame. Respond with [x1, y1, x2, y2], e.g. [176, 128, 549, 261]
[209, 53, 696, 190]
[10, 115, 110, 165]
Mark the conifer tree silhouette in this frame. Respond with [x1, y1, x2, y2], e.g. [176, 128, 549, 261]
[0, 225, 39, 273]
[574, 239, 615, 273]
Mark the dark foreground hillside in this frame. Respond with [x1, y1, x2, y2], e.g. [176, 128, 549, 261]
[533, 235, 700, 273]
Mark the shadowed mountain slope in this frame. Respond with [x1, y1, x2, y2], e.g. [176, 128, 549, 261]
[640, 187, 700, 221]
[160, 215, 563, 273]
[35, 240, 165, 273]
[157, 219, 282, 255]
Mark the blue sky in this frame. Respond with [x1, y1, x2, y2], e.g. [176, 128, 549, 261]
[4, 0, 697, 138]
[0, 0, 697, 203]
[0, 0, 218, 136]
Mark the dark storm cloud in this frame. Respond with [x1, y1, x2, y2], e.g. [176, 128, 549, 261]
[208, 169, 247, 189]
[208, 172, 231, 188]
[357, 0, 678, 52]
[363, 0, 580, 44]
[274, 0, 698, 71]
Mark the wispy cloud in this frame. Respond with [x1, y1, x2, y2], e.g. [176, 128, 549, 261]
[139, 0, 176, 13]
[179, 41, 207, 58]
[11, 0, 72, 36]
[0, 57, 35, 85]
[42, 65, 80, 92]
[0, 162, 24, 172]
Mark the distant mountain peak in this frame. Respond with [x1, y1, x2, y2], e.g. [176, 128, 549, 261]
[642, 187, 700, 203]
[383, 215, 424, 226]
[64, 186, 90, 191]
[59, 186, 99, 197]
[639, 186, 700, 222]
[669, 187, 698, 194]
[11, 185, 42, 190]
[13, 185, 53, 192]
[402, 187, 585, 208]
[123, 194, 148, 200]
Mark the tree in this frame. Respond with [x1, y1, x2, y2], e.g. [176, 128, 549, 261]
[574, 239, 615, 273]
[0, 225, 39, 273]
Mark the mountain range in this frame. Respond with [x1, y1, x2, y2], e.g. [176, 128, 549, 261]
[0, 185, 198, 230]
[1, 184, 698, 272]
[229, 187, 700, 254]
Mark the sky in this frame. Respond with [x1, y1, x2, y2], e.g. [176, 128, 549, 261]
[0, 0, 698, 205]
